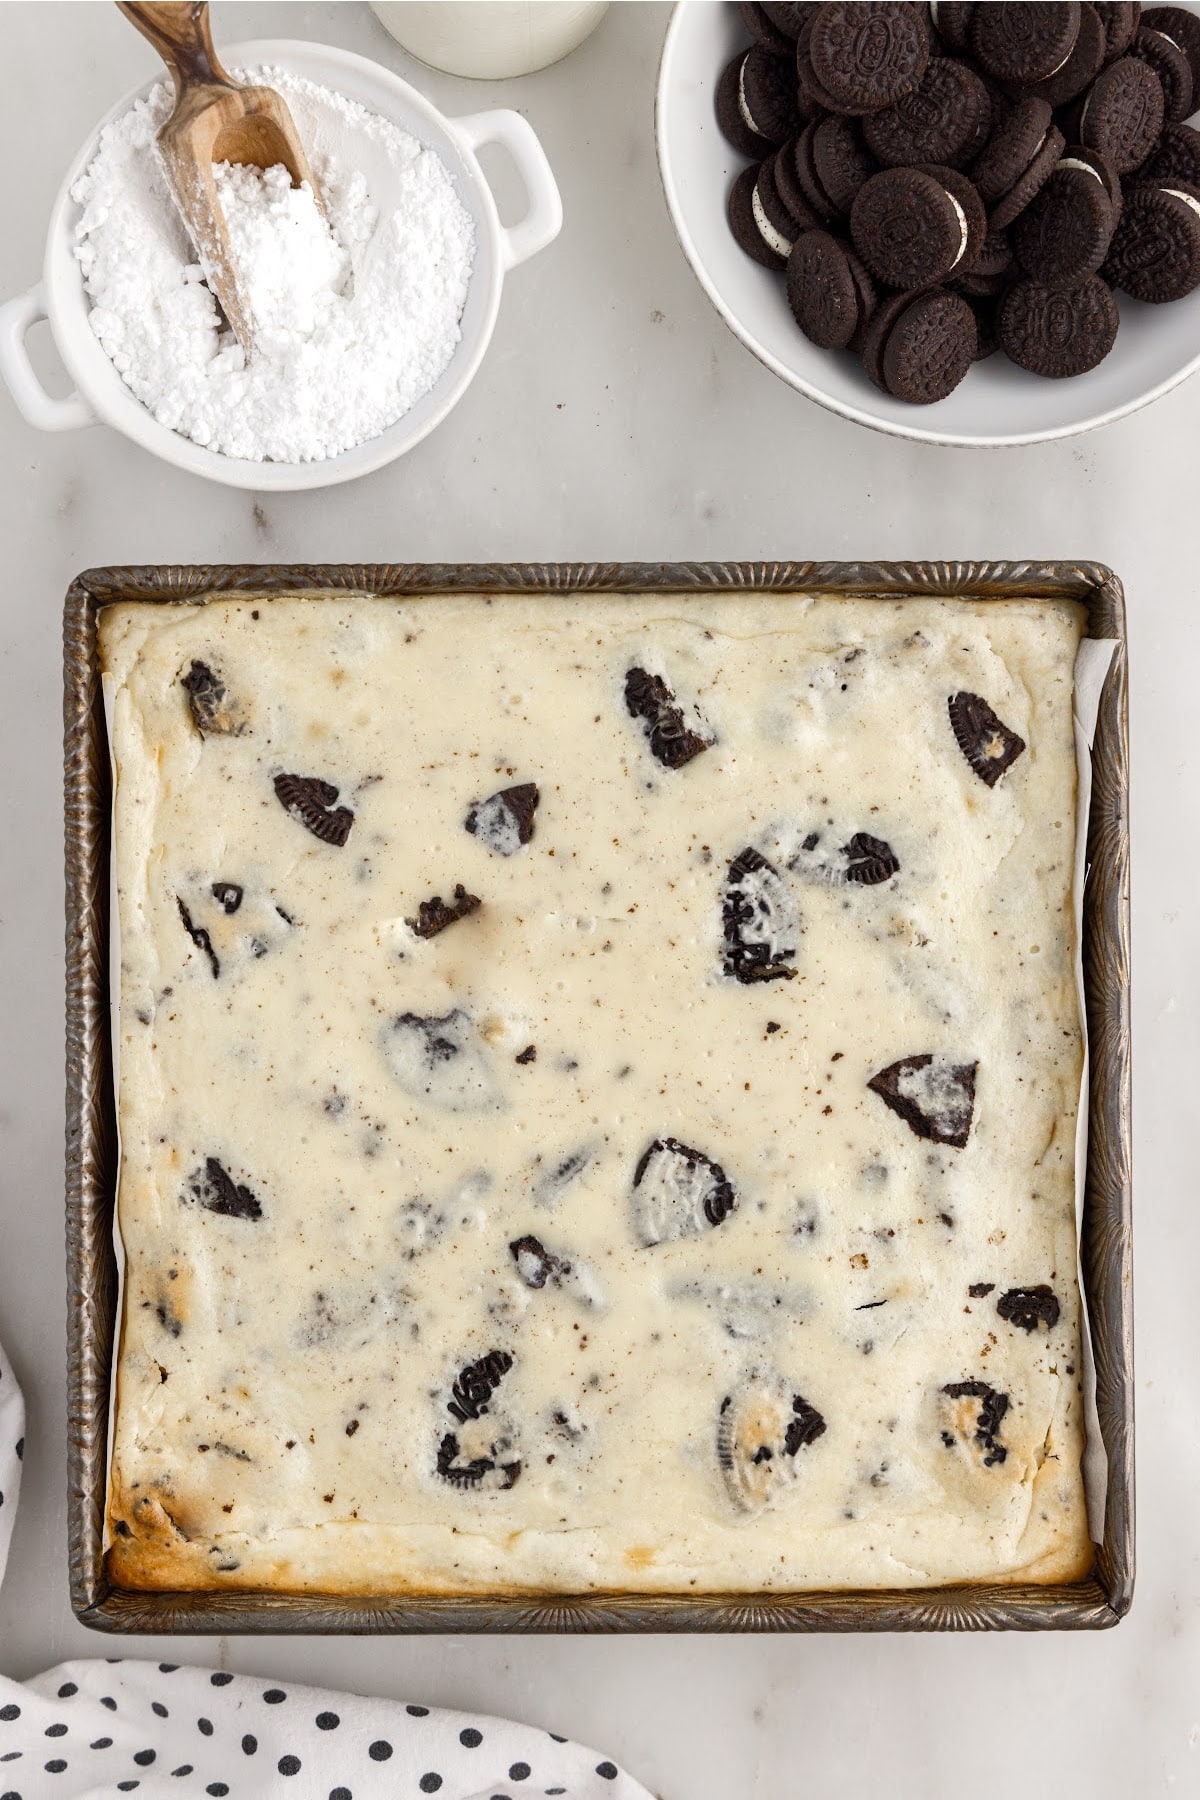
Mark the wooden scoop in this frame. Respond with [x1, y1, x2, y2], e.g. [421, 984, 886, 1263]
[117, 1, 324, 350]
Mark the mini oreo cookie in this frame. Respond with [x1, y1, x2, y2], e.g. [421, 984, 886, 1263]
[988, 122, 1066, 230]
[744, 41, 805, 139]
[1013, 155, 1117, 282]
[1025, 0, 1107, 104]
[948, 690, 1027, 783]
[1094, 1, 1143, 61]
[1105, 180, 1200, 300]
[812, 117, 879, 212]
[739, 0, 797, 55]
[808, 2, 931, 112]
[758, 151, 808, 254]
[864, 57, 993, 169]
[851, 166, 980, 288]
[970, 3, 1083, 84]
[1128, 21, 1194, 118]
[1078, 54, 1165, 173]
[1142, 5, 1200, 83]
[787, 229, 878, 348]
[878, 287, 978, 400]
[729, 164, 785, 271]
[793, 122, 845, 222]
[1141, 120, 1200, 185]
[999, 271, 1120, 371]
[971, 97, 1054, 202]
[716, 53, 778, 159]
[931, 2, 976, 55]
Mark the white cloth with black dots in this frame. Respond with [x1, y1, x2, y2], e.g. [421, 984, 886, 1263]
[0, 1342, 651, 1800]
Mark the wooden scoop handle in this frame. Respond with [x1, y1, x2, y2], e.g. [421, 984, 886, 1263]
[116, 2, 237, 95]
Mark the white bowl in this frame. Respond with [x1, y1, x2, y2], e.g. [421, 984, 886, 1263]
[656, 1, 1200, 448]
[0, 39, 562, 489]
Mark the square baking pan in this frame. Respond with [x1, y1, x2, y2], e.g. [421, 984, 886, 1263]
[65, 560, 1132, 1632]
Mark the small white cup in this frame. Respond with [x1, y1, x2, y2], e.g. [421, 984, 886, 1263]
[371, 2, 609, 79]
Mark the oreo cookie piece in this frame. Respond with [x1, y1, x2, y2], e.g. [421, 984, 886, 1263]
[1127, 20, 1194, 119]
[624, 665, 712, 768]
[721, 846, 800, 982]
[1013, 155, 1117, 281]
[864, 57, 993, 169]
[811, 116, 879, 212]
[1105, 180, 1200, 299]
[1142, 5, 1200, 83]
[1078, 54, 1165, 173]
[1094, 1, 1143, 61]
[970, 3, 1083, 85]
[181, 659, 243, 737]
[385, 1009, 499, 1112]
[739, 0, 797, 55]
[947, 690, 1027, 784]
[211, 881, 243, 915]
[435, 1431, 520, 1491]
[448, 1349, 513, 1423]
[941, 1380, 1009, 1466]
[785, 826, 900, 884]
[868, 1053, 977, 1147]
[273, 772, 354, 846]
[183, 1157, 262, 1222]
[465, 781, 539, 854]
[631, 1137, 738, 1245]
[1025, 0, 1107, 104]
[851, 166, 978, 287]
[931, 2, 976, 55]
[717, 1372, 827, 1514]
[998, 271, 1120, 372]
[864, 286, 977, 401]
[808, 2, 931, 112]
[509, 1234, 568, 1290]
[407, 884, 481, 940]
[996, 1284, 1062, 1330]
[176, 895, 219, 978]
[716, 53, 777, 159]
[787, 229, 878, 348]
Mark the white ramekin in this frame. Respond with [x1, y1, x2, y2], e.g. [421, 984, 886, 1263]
[0, 39, 562, 489]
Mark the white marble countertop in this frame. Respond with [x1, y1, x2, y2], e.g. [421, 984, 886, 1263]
[0, 3, 1196, 1795]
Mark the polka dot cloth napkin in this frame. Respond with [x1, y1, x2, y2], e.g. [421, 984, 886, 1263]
[0, 1343, 653, 1800]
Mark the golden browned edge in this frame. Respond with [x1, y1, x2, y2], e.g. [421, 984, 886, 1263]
[66, 562, 1132, 1634]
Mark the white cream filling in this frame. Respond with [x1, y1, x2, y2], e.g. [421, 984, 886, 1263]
[944, 188, 970, 272]
[738, 58, 765, 138]
[1058, 156, 1106, 187]
[752, 182, 794, 258]
[1163, 186, 1200, 222]
[1149, 28, 1185, 54]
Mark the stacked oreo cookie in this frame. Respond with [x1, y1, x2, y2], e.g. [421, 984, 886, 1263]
[720, 2, 1200, 403]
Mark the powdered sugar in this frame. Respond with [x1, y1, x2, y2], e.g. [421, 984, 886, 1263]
[71, 68, 475, 462]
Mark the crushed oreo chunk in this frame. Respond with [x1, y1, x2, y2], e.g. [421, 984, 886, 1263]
[385, 1009, 499, 1112]
[947, 692, 1026, 787]
[717, 1371, 827, 1514]
[176, 896, 219, 978]
[941, 1379, 1009, 1467]
[465, 782, 540, 854]
[532, 1143, 599, 1209]
[183, 1157, 262, 1221]
[721, 847, 800, 983]
[624, 666, 712, 769]
[448, 1350, 514, 1423]
[181, 660, 243, 737]
[631, 1136, 738, 1245]
[968, 1282, 996, 1299]
[435, 1431, 521, 1491]
[842, 832, 901, 885]
[510, 1234, 569, 1289]
[407, 884, 481, 939]
[868, 1053, 977, 1148]
[210, 882, 243, 915]
[515, 1044, 537, 1065]
[273, 772, 354, 846]
[997, 1284, 1061, 1332]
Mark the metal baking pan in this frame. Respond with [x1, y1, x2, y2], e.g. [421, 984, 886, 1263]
[65, 561, 1132, 1632]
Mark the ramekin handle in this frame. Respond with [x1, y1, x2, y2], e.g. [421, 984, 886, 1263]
[451, 110, 563, 271]
[0, 284, 97, 432]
